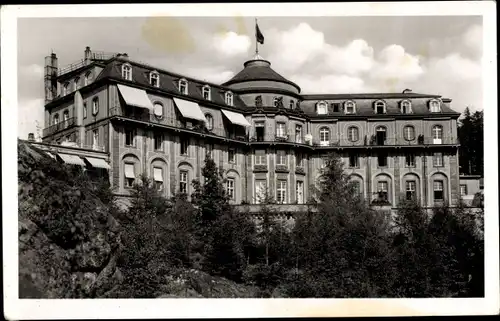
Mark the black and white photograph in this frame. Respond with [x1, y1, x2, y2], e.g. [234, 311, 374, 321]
[2, 2, 498, 318]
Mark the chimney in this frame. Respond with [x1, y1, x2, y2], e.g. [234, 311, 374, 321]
[44, 52, 58, 103]
[28, 133, 35, 141]
[84, 46, 92, 63]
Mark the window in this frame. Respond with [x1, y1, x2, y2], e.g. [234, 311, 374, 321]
[429, 99, 441, 113]
[179, 79, 188, 94]
[179, 171, 188, 194]
[153, 102, 163, 119]
[319, 127, 330, 146]
[404, 125, 415, 141]
[375, 101, 386, 114]
[347, 126, 359, 142]
[205, 114, 214, 131]
[345, 101, 356, 114]
[289, 100, 294, 109]
[53, 113, 59, 125]
[375, 126, 387, 145]
[332, 103, 340, 112]
[295, 152, 303, 167]
[202, 85, 211, 100]
[74, 77, 80, 91]
[124, 163, 135, 188]
[295, 125, 303, 143]
[460, 184, 468, 196]
[276, 122, 286, 138]
[405, 153, 416, 167]
[180, 138, 189, 155]
[401, 100, 412, 114]
[378, 153, 388, 167]
[377, 181, 389, 201]
[92, 129, 99, 149]
[154, 132, 163, 150]
[153, 167, 163, 191]
[83, 102, 87, 119]
[349, 154, 359, 168]
[296, 181, 304, 204]
[255, 179, 267, 204]
[63, 83, 69, 96]
[150, 72, 160, 87]
[277, 180, 287, 204]
[433, 180, 444, 201]
[273, 97, 280, 108]
[225, 91, 233, 106]
[63, 109, 69, 126]
[122, 64, 132, 81]
[205, 143, 213, 158]
[228, 148, 236, 163]
[433, 152, 444, 167]
[353, 181, 361, 196]
[226, 178, 235, 200]
[406, 181, 416, 200]
[317, 101, 327, 115]
[255, 96, 263, 107]
[92, 98, 99, 115]
[432, 125, 443, 142]
[255, 149, 266, 165]
[125, 128, 136, 147]
[276, 150, 287, 166]
[255, 121, 265, 141]
[84, 72, 91, 86]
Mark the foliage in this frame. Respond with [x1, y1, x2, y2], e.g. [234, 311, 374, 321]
[458, 107, 484, 175]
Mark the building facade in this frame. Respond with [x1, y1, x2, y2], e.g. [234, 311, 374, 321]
[39, 47, 462, 211]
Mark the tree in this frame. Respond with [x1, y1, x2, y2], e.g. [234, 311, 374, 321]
[458, 107, 483, 175]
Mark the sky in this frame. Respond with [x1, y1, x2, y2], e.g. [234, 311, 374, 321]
[17, 15, 483, 139]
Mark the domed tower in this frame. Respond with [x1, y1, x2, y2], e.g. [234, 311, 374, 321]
[222, 54, 301, 110]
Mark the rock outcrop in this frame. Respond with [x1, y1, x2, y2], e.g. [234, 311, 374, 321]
[18, 141, 123, 298]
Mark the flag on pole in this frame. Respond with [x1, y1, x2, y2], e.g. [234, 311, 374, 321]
[256, 22, 264, 44]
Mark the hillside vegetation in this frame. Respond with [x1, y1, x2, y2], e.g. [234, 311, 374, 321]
[18, 140, 484, 298]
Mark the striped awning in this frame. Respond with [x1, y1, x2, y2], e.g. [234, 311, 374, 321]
[221, 109, 251, 127]
[57, 153, 85, 166]
[124, 163, 135, 179]
[172, 97, 207, 122]
[85, 157, 111, 170]
[153, 167, 163, 182]
[117, 84, 154, 111]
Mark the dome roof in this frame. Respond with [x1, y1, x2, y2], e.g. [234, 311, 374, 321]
[222, 54, 301, 93]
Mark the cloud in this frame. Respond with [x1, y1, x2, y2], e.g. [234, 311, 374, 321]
[212, 31, 251, 57]
[463, 24, 483, 54]
[291, 74, 370, 94]
[372, 44, 424, 81]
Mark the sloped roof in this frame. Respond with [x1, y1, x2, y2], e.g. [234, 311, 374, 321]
[95, 58, 250, 110]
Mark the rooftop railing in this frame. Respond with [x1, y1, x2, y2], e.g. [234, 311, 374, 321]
[57, 52, 119, 76]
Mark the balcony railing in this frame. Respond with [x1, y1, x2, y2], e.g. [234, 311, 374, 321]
[253, 164, 268, 172]
[42, 117, 76, 137]
[295, 167, 305, 175]
[275, 164, 289, 173]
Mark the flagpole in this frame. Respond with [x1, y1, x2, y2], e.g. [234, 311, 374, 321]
[255, 17, 258, 55]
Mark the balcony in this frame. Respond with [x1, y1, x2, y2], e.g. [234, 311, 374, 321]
[366, 136, 459, 147]
[313, 140, 341, 147]
[43, 117, 76, 137]
[275, 134, 289, 142]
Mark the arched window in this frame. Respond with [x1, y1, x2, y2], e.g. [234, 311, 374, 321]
[63, 109, 69, 122]
[429, 99, 441, 113]
[92, 97, 99, 115]
[63, 82, 69, 96]
[401, 100, 412, 114]
[403, 125, 415, 141]
[316, 101, 327, 115]
[153, 102, 163, 119]
[289, 100, 294, 109]
[319, 127, 330, 146]
[225, 91, 233, 106]
[347, 126, 359, 142]
[432, 125, 443, 140]
[374, 100, 386, 114]
[121, 64, 132, 81]
[150, 71, 160, 87]
[178, 79, 188, 94]
[375, 126, 387, 145]
[74, 77, 80, 91]
[273, 97, 280, 108]
[205, 113, 214, 131]
[344, 101, 356, 114]
[202, 85, 211, 100]
[53, 113, 59, 125]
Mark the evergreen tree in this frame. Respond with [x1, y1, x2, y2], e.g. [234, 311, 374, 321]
[458, 107, 484, 175]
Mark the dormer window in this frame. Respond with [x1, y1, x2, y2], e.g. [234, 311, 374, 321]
[84, 72, 91, 86]
[344, 101, 356, 114]
[429, 99, 441, 112]
[202, 85, 211, 100]
[74, 77, 80, 91]
[179, 79, 188, 95]
[273, 97, 279, 108]
[401, 100, 412, 114]
[62, 82, 69, 96]
[53, 113, 59, 125]
[150, 71, 160, 87]
[121, 64, 132, 81]
[374, 100, 386, 114]
[225, 91, 233, 106]
[289, 100, 294, 109]
[316, 101, 327, 115]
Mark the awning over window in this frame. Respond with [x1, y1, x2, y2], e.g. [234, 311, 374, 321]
[117, 84, 154, 111]
[85, 157, 111, 170]
[172, 97, 207, 122]
[153, 167, 163, 182]
[221, 109, 251, 127]
[57, 153, 85, 166]
[124, 163, 135, 179]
